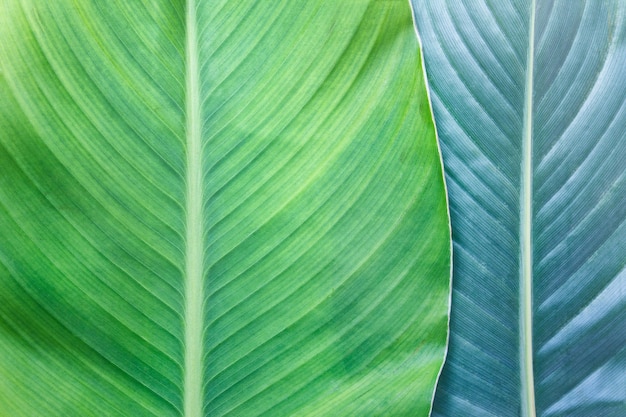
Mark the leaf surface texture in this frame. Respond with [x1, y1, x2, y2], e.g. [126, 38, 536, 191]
[0, 1, 450, 416]
[411, 0, 626, 415]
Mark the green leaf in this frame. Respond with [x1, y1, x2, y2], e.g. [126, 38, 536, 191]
[411, 0, 626, 416]
[0, 1, 450, 416]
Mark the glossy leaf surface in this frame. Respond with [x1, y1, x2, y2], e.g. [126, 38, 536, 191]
[0, 1, 450, 416]
[411, 0, 626, 415]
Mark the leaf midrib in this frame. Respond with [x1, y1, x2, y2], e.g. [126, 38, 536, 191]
[520, 0, 536, 416]
[183, 1, 204, 416]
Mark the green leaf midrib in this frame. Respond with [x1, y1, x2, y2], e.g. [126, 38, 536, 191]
[183, 1, 204, 416]
[520, 0, 536, 416]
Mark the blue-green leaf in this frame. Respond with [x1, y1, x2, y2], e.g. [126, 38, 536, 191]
[411, 0, 626, 415]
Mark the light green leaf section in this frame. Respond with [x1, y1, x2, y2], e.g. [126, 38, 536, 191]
[0, 1, 450, 416]
[411, 0, 626, 416]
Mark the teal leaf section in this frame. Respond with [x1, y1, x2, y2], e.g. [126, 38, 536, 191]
[0, 1, 450, 416]
[411, 0, 626, 416]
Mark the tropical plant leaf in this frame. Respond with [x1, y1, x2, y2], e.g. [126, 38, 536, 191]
[411, 0, 626, 415]
[0, 1, 451, 416]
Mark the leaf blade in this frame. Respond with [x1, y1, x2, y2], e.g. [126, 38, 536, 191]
[411, 0, 626, 415]
[0, 1, 451, 416]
